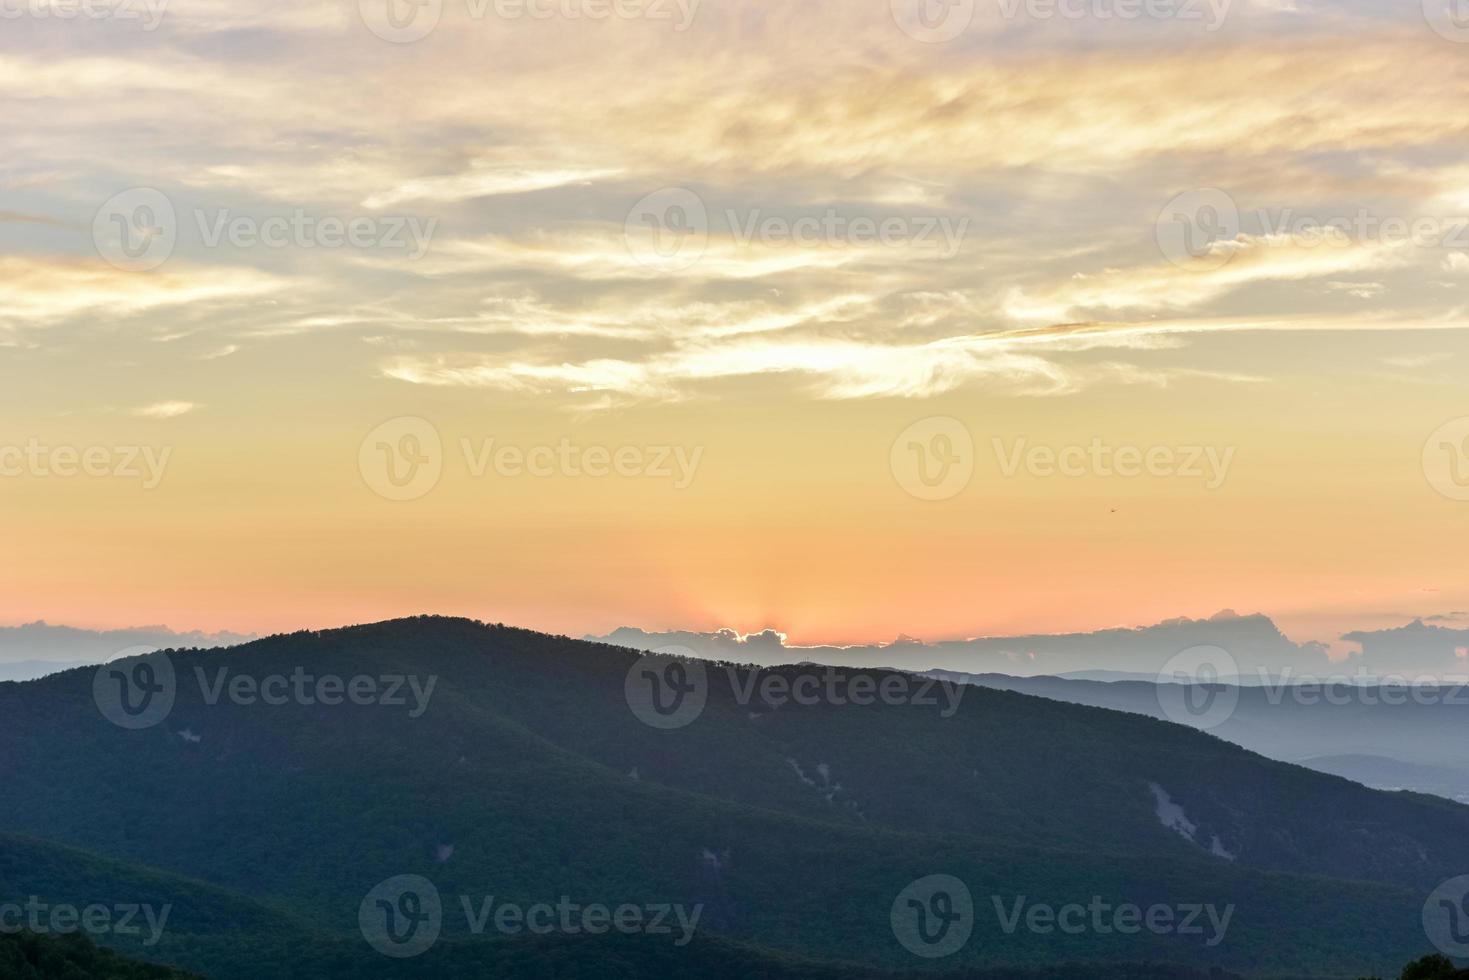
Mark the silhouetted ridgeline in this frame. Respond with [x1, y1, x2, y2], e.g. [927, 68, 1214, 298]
[1, 929, 202, 979]
[2, 617, 1465, 977]
[927, 670, 1469, 802]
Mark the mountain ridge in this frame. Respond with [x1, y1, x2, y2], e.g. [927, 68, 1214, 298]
[1, 616, 1459, 977]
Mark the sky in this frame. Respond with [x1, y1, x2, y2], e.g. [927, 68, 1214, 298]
[2, 0, 1469, 647]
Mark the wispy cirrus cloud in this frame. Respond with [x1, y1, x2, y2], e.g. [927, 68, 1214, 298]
[382, 328, 1264, 404]
[5, 1, 1469, 408]
[0, 256, 285, 327]
[132, 400, 200, 419]
[1004, 235, 1416, 322]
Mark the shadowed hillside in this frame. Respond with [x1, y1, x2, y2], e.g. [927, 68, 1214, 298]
[1, 617, 1461, 977]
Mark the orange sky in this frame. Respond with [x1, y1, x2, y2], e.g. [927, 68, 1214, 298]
[3, 3, 1468, 647]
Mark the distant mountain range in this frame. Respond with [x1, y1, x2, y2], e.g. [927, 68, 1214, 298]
[1301, 755, 1469, 805]
[592, 611, 1469, 680]
[923, 670, 1469, 805]
[9, 610, 1465, 682]
[0, 622, 251, 678]
[0, 659, 89, 682]
[0, 617, 1461, 977]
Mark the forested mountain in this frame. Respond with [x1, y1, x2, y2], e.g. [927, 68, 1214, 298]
[927, 670, 1469, 801]
[0, 929, 203, 979]
[2, 617, 1463, 977]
